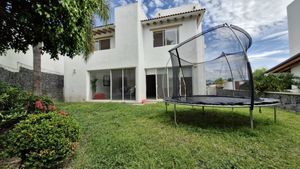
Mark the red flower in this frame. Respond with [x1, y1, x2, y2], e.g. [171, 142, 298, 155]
[35, 100, 45, 112]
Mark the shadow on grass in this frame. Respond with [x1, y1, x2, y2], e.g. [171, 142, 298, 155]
[164, 107, 273, 130]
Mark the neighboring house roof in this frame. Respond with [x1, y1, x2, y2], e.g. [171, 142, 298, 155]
[266, 53, 300, 73]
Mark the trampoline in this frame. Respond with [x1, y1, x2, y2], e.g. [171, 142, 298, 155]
[163, 23, 279, 129]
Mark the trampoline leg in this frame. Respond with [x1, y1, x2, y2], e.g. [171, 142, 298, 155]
[259, 107, 262, 113]
[202, 106, 205, 112]
[274, 106, 277, 123]
[174, 104, 178, 126]
[249, 109, 254, 129]
[232, 107, 234, 112]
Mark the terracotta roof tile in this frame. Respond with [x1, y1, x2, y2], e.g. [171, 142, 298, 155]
[141, 8, 205, 22]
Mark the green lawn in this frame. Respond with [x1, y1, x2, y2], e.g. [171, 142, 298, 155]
[58, 102, 300, 169]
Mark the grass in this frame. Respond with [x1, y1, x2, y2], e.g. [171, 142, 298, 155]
[57, 102, 300, 169]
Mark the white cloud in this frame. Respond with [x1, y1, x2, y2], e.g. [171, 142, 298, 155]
[199, 0, 294, 39]
[148, 1, 155, 8]
[143, 3, 149, 13]
[248, 50, 289, 60]
[261, 30, 288, 41]
[154, 0, 164, 7]
[119, 0, 129, 6]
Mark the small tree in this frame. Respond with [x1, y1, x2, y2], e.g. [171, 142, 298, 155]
[0, 0, 109, 95]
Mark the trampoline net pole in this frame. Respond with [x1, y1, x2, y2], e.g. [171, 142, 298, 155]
[250, 109, 254, 129]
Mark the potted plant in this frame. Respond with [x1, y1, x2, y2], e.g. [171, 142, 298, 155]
[91, 79, 98, 96]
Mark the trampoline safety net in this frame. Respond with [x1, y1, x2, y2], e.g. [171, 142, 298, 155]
[164, 24, 256, 108]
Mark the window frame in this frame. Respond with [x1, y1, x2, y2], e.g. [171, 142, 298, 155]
[153, 27, 179, 48]
[94, 38, 111, 51]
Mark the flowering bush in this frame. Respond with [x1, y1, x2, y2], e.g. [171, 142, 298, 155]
[0, 82, 55, 127]
[0, 82, 80, 168]
[24, 94, 55, 114]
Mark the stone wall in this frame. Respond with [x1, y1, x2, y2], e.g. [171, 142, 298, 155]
[264, 92, 300, 113]
[216, 89, 250, 98]
[0, 67, 64, 100]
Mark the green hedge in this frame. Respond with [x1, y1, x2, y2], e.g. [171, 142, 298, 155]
[4, 112, 79, 169]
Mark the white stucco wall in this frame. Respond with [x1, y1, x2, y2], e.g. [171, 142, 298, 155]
[0, 47, 64, 75]
[136, 2, 147, 101]
[64, 56, 88, 101]
[143, 18, 201, 68]
[287, 0, 300, 56]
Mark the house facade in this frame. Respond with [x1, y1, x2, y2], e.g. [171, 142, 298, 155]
[64, 2, 205, 102]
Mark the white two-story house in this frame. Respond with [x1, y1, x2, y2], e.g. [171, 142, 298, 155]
[64, 2, 205, 102]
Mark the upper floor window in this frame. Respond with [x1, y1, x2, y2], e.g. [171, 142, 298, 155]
[94, 38, 111, 51]
[153, 28, 179, 47]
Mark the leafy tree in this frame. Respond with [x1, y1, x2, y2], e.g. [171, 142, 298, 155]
[0, 0, 109, 95]
[253, 68, 300, 96]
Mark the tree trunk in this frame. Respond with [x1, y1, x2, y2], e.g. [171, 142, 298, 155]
[33, 43, 42, 96]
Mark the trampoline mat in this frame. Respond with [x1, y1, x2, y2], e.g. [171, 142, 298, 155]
[164, 96, 279, 106]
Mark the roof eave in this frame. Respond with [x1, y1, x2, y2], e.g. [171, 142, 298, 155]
[266, 53, 300, 73]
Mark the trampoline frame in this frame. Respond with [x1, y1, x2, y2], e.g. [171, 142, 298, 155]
[164, 23, 279, 129]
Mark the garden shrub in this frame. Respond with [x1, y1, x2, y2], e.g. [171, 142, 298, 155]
[4, 112, 79, 169]
[0, 82, 28, 127]
[0, 82, 55, 128]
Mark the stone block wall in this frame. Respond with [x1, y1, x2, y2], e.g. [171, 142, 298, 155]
[264, 92, 300, 113]
[0, 67, 63, 100]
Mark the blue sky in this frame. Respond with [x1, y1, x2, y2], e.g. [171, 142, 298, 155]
[95, 0, 294, 70]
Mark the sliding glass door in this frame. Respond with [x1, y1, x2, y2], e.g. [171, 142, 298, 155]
[90, 68, 135, 101]
[111, 69, 123, 100]
[124, 69, 136, 100]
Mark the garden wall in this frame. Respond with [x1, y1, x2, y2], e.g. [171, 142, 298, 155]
[0, 67, 64, 100]
[264, 91, 300, 113]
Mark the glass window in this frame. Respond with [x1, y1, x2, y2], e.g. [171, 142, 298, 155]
[124, 69, 136, 100]
[94, 41, 100, 51]
[153, 28, 178, 47]
[157, 68, 168, 99]
[165, 28, 178, 45]
[153, 31, 164, 47]
[90, 70, 110, 100]
[180, 67, 193, 96]
[112, 69, 123, 100]
[94, 39, 111, 51]
[100, 39, 110, 50]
